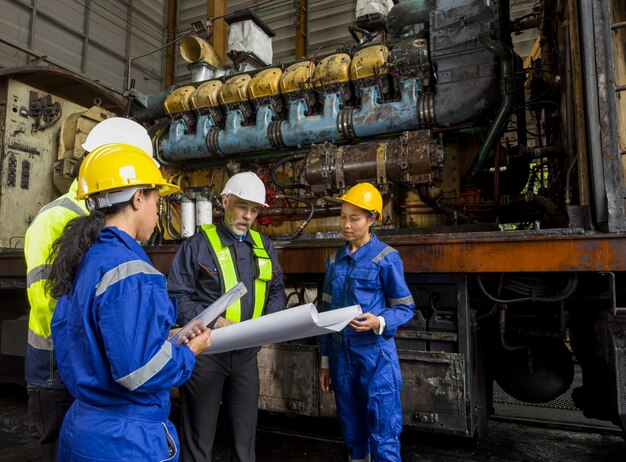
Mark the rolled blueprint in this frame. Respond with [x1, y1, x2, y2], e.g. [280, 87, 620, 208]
[204, 303, 362, 355]
[169, 282, 247, 345]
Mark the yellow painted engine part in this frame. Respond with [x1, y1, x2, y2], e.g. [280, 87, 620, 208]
[350, 45, 389, 80]
[179, 36, 222, 68]
[190, 80, 223, 109]
[280, 61, 315, 94]
[219, 74, 252, 105]
[164, 86, 195, 114]
[313, 53, 351, 88]
[249, 68, 283, 99]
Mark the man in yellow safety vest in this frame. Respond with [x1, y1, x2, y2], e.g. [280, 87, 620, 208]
[168, 171, 286, 462]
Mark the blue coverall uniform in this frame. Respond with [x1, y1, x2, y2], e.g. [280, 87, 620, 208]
[320, 234, 415, 462]
[51, 227, 197, 461]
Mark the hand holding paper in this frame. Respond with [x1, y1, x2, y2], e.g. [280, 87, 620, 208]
[169, 282, 247, 345]
[173, 319, 205, 345]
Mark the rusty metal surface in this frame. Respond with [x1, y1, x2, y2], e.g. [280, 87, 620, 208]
[3, 230, 618, 279]
[304, 133, 439, 194]
[272, 230, 626, 274]
[0, 66, 124, 112]
[145, 230, 626, 275]
[258, 344, 320, 416]
[399, 350, 469, 434]
[592, 1, 626, 231]
[396, 330, 459, 342]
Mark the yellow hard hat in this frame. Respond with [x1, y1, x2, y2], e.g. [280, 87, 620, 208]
[338, 183, 383, 220]
[76, 143, 179, 201]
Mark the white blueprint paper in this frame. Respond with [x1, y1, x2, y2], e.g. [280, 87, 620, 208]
[204, 303, 362, 355]
[169, 282, 247, 345]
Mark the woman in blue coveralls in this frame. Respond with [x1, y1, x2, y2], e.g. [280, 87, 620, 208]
[319, 183, 415, 462]
[47, 143, 212, 461]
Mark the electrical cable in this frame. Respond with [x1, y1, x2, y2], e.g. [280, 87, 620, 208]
[273, 195, 315, 240]
[270, 153, 307, 189]
[476, 273, 578, 304]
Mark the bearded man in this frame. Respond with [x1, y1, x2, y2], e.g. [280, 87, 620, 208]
[168, 171, 286, 462]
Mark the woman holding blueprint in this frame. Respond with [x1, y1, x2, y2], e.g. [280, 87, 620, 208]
[319, 183, 415, 462]
[47, 144, 211, 461]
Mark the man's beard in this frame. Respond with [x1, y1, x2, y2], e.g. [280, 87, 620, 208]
[226, 217, 251, 236]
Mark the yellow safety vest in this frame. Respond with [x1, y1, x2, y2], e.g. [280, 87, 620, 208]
[25, 179, 89, 350]
[201, 224, 272, 322]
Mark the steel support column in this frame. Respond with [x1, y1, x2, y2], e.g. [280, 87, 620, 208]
[207, 0, 227, 65]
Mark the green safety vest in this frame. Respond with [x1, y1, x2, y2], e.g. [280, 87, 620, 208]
[201, 224, 273, 322]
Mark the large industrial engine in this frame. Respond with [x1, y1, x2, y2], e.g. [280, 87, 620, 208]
[123, 0, 554, 239]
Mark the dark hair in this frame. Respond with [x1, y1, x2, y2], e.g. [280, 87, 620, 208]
[47, 202, 128, 298]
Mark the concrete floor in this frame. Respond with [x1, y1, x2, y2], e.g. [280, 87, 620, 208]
[1, 382, 625, 462]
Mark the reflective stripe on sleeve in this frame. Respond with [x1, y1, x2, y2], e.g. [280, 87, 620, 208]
[95, 260, 162, 296]
[322, 293, 333, 304]
[371, 246, 396, 263]
[33, 197, 87, 222]
[115, 341, 173, 391]
[27, 264, 51, 288]
[388, 295, 414, 306]
[27, 328, 52, 350]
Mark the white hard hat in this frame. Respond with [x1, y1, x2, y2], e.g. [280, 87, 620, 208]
[221, 172, 267, 206]
[82, 117, 153, 156]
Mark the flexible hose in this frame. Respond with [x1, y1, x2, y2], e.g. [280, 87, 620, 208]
[270, 153, 308, 189]
[273, 195, 315, 240]
[165, 197, 182, 240]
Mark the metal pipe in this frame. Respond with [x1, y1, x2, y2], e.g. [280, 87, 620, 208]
[611, 21, 626, 30]
[152, 123, 182, 168]
[578, 0, 608, 224]
[562, 6, 578, 212]
[563, 20, 576, 205]
[567, 0, 590, 207]
[493, 143, 501, 205]
[534, 194, 569, 228]
[514, 54, 527, 146]
[464, 34, 516, 185]
[417, 185, 476, 224]
[514, 18, 539, 32]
